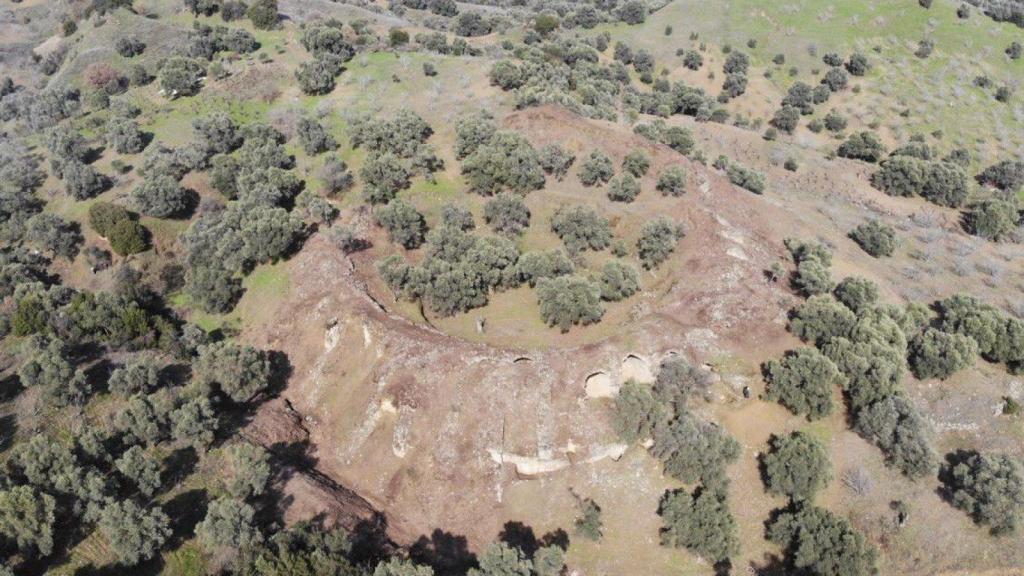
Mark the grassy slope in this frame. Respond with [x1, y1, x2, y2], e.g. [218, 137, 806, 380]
[603, 0, 1024, 167]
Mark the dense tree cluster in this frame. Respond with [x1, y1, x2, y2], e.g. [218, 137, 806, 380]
[936, 294, 1024, 371]
[780, 238, 939, 477]
[871, 153, 971, 207]
[379, 223, 531, 316]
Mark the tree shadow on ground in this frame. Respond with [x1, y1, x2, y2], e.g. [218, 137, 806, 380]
[409, 529, 478, 576]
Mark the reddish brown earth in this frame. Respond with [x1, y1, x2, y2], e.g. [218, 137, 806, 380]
[240, 106, 800, 549]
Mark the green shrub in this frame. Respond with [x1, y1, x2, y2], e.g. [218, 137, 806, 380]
[944, 451, 1024, 535]
[607, 174, 640, 202]
[551, 205, 611, 252]
[908, 328, 977, 380]
[578, 151, 615, 186]
[849, 220, 896, 257]
[536, 275, 604, 331]
[833, 276, 879, 313]
[658, 487, 739, 563]
[854, 394, 935, 477]
[762, 432, 831, 500]
[764, 348, 842, 420]
[767, 503, 877, 576]
[656, 166, 687, 196]
[637, 217, 683, 269]
[963, 199, 1018, 241]
[598, 260, 639, 301]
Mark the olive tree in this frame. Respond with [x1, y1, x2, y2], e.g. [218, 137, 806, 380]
[944, 451, 1024, 535]
[197, 497, 261, 549]
[538, 144, 575, 179]
[461, 131, 545, 195]
[194, 341, 273, 402]
[837, 131, 886, 163]
[515, 250, 573, 287]
[599, 260, 639, 301]
[908, 328, 978, 380]
[622, 151, 650, 177]
[484, 194, 530, 237]
[192, 112, 240, 154]
[296, 117, 337, 155]
[132, 174, 190, 218]
[108, 357, 160, 396]
[651, 412, 739, 489]
[849, 220, 896, 257]
[25, 213, 82, 260]
[0, 485, 56, 557]
[963, 199, 1018, 241]
[536, 275, 604, 332]
[107, 117, 147, 154]
[296, 54, 344, 95]
[613, 381, 666, 443]
[767, 503, 877, 576]
[656, 166, 687, 196]
[551, 206, 611, 252]
[607, 174, 640, 203]
[578, 151, 615, 186]
[763, 348, 842, 420]
[375, 199, 426, 249]
[225, 442, 271, 499]
[62, 161, 107, 200]
[762, 432, 831, 500]
[361, 152, 410, 204]
[833, 276, 879, 313]
[854, 395, 936, 478]
[99, 500, 171, 566]
[658, 487, 738, 564]
[637, 217, 683, 269]
[158, 57, 206, 97]
[115, 445, 162, 498]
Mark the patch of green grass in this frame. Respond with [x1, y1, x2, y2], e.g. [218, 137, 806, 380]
[161, 541, 208, 576]
[170, 260, 290, 332]
[606, 0, 1023, 165]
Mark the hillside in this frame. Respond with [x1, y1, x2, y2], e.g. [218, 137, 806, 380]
[1, 0, 1023, 575]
